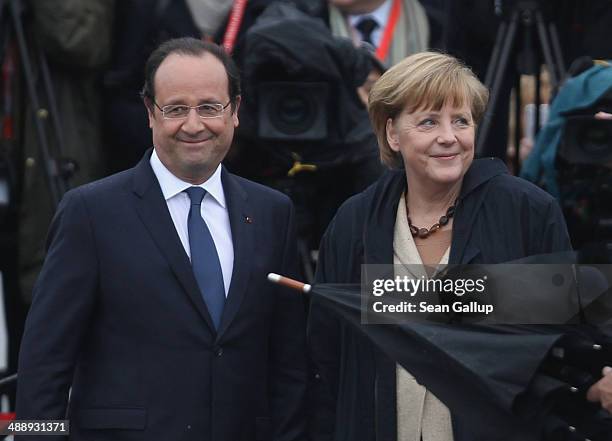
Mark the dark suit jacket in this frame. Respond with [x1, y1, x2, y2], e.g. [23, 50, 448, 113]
[16, 151, 308, 441]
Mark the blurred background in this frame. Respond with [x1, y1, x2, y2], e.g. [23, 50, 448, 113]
[0, 0, 611, 421]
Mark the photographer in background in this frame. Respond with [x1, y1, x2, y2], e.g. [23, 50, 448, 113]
[17, 0, 114, 302]
[0, 0, 114, 407]
[227, 4, 384, 277]
[103, 0, 314, 173]
[438, 0, 612, 162]
[521, 59, 612, 256]
[308, 0, 429, 67]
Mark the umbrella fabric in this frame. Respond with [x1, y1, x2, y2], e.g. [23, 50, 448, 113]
[309, 282, 612, 440]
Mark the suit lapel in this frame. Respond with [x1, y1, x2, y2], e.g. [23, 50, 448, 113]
[216, 169, 254, 339]
[131, 152, 216, 332]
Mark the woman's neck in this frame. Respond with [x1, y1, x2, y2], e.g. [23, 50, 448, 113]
[405, 177, 461, 222]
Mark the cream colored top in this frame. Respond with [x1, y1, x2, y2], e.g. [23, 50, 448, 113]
[393, 192, 453, 441]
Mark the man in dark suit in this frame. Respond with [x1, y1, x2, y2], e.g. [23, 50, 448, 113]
[322, 0, 429, 67]
[16, 37, 307, 441]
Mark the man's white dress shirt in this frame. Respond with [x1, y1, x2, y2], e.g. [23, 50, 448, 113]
[150, 149, 234, 295]
[348, 0, 393, 48]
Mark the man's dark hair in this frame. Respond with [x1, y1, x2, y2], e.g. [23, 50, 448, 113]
[141, 37, 241, 111]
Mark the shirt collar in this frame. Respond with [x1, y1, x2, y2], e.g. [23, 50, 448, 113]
[150, 148, 227, 208]
[348, 0, 392, 29]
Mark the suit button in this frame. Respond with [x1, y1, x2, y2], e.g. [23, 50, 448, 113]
[215, 347, 223, 357]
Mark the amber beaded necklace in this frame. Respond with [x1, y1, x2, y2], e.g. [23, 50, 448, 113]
[406, 199, 457, 239]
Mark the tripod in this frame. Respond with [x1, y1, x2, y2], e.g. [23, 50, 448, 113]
[476, 1, 566, 173]
[1, 0, 78, 411]
[1, 0, 73, 210]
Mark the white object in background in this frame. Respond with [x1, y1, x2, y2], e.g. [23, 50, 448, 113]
[0, 272, 11, 434]
[524, 103, 550, 143]
[1, 395, 14, 440]
[0, 179, 9, 207]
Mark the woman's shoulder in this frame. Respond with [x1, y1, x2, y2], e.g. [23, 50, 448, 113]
[463, 160, 571, 258]
[467, 158, 557, 207]
[486, 172, 559, 209]
[323, 187, 371, 248]
[333, 169, 404, 223]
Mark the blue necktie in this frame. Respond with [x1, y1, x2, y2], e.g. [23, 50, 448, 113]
[185, 187, 225, 330]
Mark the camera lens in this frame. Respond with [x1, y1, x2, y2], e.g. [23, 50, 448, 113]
[270, 92, 316, 136]
[257, 82, 328, 140]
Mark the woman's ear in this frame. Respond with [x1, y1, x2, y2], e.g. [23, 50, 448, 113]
[386, 117, 400, 152]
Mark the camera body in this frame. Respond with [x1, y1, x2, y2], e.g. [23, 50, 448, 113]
[227, 3, 383, 276]
[256, 81, 330, 142]
[557, 90, 612, 250]
[559, 91, 612, 165]
[236, 3, 377, 172]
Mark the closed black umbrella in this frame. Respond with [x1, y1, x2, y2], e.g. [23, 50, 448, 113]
[268, 272, 612, 441]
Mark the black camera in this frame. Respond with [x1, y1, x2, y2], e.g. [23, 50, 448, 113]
[228, 3, 383, 279]
[559, 116, 612, 164]
[237, 3, 377, 169]
[257, 81, 330, 141]
[559, 90, 612, 165]
[557, 90, 612, 251]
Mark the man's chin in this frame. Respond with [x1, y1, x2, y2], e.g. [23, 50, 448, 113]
[181, 163, 217, 184]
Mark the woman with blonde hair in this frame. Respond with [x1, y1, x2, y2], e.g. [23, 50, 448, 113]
[308, 52, 571, 441]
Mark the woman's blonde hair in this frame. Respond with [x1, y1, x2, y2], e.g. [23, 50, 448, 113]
[368, 51, 489, 168]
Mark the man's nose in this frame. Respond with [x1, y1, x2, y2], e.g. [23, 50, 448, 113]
[181, 108, 205, 132]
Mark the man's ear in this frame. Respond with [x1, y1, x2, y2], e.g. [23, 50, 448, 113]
[144, 97, 155, 129]
[232, 95, 241, 127]
[386, 117, 400, 152]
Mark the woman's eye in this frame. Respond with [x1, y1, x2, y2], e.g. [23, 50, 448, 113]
[455, 118, 470, 126]
[419, 119, 435, 127]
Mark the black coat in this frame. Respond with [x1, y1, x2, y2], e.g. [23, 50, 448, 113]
[307, 158, 572, 441]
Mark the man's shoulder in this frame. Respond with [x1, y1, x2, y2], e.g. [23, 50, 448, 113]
[224, 171, 292, 207]
[64, 168, 134, 200]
